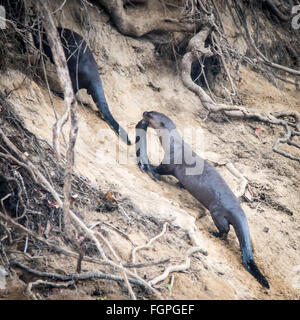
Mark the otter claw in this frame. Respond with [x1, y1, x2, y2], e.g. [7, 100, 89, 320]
[138, 162, 160, 181]
[210, 231, 228, 240]
[148, 168, 160, 181]
[138, 162, 148, 173]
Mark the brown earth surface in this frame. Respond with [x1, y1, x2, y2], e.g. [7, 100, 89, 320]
[0, 0, 299, 300]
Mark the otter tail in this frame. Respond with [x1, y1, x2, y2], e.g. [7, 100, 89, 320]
[242, 250, 270, 289]
[89, 79, 131, 145]
[233, 214, 269, 289]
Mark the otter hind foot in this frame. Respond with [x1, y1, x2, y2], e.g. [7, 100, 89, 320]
[210, 231, 228, 240]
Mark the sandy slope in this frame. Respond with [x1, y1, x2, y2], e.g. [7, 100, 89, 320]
[1, 2, 299, 300]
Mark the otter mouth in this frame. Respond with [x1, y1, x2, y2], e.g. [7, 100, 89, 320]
[142, 112, 153, 128]
[143, 111, 150, 121]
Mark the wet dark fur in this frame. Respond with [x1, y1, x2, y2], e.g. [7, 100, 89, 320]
[136, 111, 269, 289]
[34, 27, 130, 144]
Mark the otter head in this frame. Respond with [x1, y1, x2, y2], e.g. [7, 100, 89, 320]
[143, 111, 182, 159]
[143, 111, 176, 132]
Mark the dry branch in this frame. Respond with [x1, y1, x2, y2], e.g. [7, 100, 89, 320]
[131, 222, 168, 275]
[2, 206, 162, 297]
[123, 258, 170, 268]
[93, 229, 137, 300]
[0, 210, 76, 257]
[0, 150, 37, 184]
[0, 219, 12, 245]
[90, 221, 135, 246]
[10, 260, 148, 289]
[250, 35, 300, 77]
[34, 1, 78, 239]
[0, 208, 167, 272]
[229, 0, 300, 76]
[33, 3, 75, 160]
[26, 280, 75, 300]
[148, 246, 207, 286]
[225, 163, 248, 198]
[0, 130, 162, 298]
[211, 32, 237, 97]
[0, 194, 11, 216]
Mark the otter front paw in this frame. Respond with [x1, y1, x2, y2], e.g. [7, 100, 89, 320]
[138, 162, 160, 181]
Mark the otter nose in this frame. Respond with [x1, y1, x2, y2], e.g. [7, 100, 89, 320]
[143, 112, 151, 120]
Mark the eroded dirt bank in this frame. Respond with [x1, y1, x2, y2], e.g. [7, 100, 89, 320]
[0, 0, 299, 300]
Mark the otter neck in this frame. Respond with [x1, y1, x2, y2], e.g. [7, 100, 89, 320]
[156, 128, 184, 165]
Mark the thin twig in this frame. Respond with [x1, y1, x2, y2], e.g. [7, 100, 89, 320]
[0, 131, 162, 298]
[1, 194, 11, 216]
[0, 150, 37, 183]
[51, 0, 67, 14]
[93, 229, 137, 300]
[225, 162, 248, 198]
[123, 258, 170, 269]
[90, 221, 135, 247]
[0, 221, 12, 245]
[212, 32, 237, 96]
[148, 246, 206, 286]
[131, 222, 168, 275]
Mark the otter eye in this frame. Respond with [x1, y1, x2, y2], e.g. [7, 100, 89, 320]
[160, 122, 165, 127]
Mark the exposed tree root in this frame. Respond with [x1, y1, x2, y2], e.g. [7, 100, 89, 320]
[263, 0, 290, 22]
[10, 260, 148, 298]
[123, 258, 171, 269]
[96, 0, 198, 37]
[96, 0, 300, 164]
[225, 163, 248, 198]
[34, 1, 78, 242]
[0, 127, 162, 299]
[148, 246, 207, 286]
[180, 20, 300, 163]
[26, 280, 75, 300]
[131, 222, 168, 275]
[1, 0, 299, 301]
[10, 260, 147, 286]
